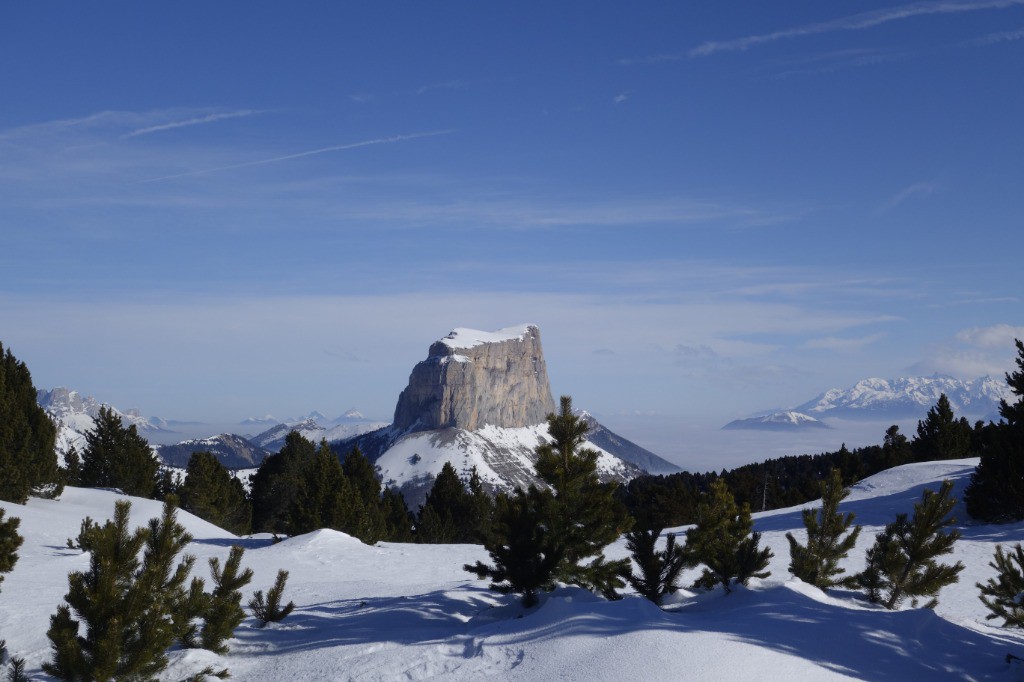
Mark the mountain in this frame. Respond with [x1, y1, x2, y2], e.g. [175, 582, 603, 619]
[795, 375, 1011, 420]
[156, 433, 271, 468]
[36, 387, 175, 455]
[722, 411, 831, 432]
[251, 416, 388, 453]
[337, 324, 678, 505]
[240, 415, 280, 426]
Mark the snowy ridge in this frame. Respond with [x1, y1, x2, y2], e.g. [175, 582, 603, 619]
[37, 387, 175, 454]
[722, 411, 830, 432]
[438, 324, 537, 350]
[2, 458, 1022, 680]
[796, 375, 1011, 419]
[251, 416, 388, 453]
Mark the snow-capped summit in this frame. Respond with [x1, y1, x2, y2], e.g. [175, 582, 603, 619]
[795, 375, 1011, 420]
[37, 387, 175, 454]
[722, 411, 831, 432]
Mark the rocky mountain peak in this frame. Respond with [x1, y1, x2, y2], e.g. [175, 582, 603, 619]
[392, 324, 557, 432]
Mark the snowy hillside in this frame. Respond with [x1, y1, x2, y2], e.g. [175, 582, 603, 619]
[251, 416, 388, 453]
[37, 387, 176, 454]
[2, 459, 1022, 680]
[722, 410, 831, 432]
[796, 375, 1011, 420]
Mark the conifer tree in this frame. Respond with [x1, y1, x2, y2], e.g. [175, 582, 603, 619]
[534, 396, 633, 598]
[342, 446, 387, 543]
[417, 462, 468, 544]
[78, 406, 160, 498]
[625, 527, 690, 605]
[965, 339, 1024, 522]
[197, 546, 254, 653]
[881, 425, 911, 469]
[786, 468, 861, 589]
[856, 480, 965, 609]
[290, 441, 362, 537]
[249, 570, 295, 627]
[44, 499, 196, 680]
[0, 342, 59, 503]
[465, 467, 494, 543]
[977, 543, 1024, 628]
[250, 431, 317, 533]
[381, 487, 414, 542]
[180, 452, 251, 535]
[914, 394, 972, 461]
[686, 478, 772, 593]
[0, 510, 22, 596]
[63, 446, 82, 486]
[464, 487, 562, 607]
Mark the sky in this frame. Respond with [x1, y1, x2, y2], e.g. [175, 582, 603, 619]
[1, 2, 1022, 467]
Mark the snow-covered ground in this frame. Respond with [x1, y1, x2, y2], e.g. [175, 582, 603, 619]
[2, 459, 1023, 680]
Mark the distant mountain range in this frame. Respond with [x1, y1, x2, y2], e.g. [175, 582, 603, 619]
[37, 387, 177, 455]
[724, 375, 1012, 432]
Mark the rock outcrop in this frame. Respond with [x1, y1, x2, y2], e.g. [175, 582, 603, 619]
[392, 324, 557, 433]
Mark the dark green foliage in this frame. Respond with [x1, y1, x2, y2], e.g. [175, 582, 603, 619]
[786, 469, 861, 589]
[194, 546, 254, 653]
[686, 478, 772, 593]
[881, 425, 912, 469]
[180, 452, 252, 535]
[534, 396, 633, 598]
[0, 342, 59, 503]
[381, 487, 414, 542]
[248, 570, 295, 627]
[0, 510, 21, 595]
[625, 528, 691, 605]
[6, 656, 27, 682]
[965, 339, 1024, 522]
[856, 480, 965, 609]
[250, 431, 317, 533]
[78, 406, 160, 498]
[417, 464, 493, 544]
[914, 394, 973, 461]
[290, 441, 360, 536]
[341, 447, 387, 543]
[63, 446, 82, 486]
[153, 467, 181, 502]
[977, 543, 1024, 628]
[464, 488, 562, 607]
[44, 499, 197, 681]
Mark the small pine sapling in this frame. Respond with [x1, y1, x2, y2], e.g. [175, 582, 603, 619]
[856, 480, 965, 609]
[200, 546, 254, 652]
[0, 510, 22, 595]
[786, 468, 862, 590]
[977, 543, 1024, 628]
[685, 478, 772, 593]
[249, 570, 295, 627]
[6, 656, 28, 682]
[625, 527, 691, 605]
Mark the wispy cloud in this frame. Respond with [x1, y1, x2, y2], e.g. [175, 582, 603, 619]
[880, 181, 937, 211]
[123, 109, 262, 138]
[912, 323, 1024, 378]
[614, 92, 629, 104]
[132, 130, 455, 184]
[767, 47, 908, 78]
[690, 0, 1024, 57]
[964, 25, 1024, 45]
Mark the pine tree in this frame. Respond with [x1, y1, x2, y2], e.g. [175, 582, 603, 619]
[465, 467, 494, 543]
[686, 478, 772, 593]
[856, 480, 965, 609]
[965, 339, 1024, 522]
[625, 527, 690, 605]
[290, 441, 362, 537]
[196, 546, 254, 653]
[381, 487, 414, 542]
[44, 499, 197, 680]
[417, 462, 468, 544]
[180, 452, 251, 535]
[249, 570, 295, 627]
[914, 394, 972, 461]
[534, 396, 633, 598]
[786, 468, 861, 589]
[250, 431, 317, 533]
[341, 447, 387, 544]
[63, 446, 82, 486]
[78, 406, 160, 498]
[881, 425, 911, 469]
[0, 342, 59, 503]
[0, 510, 22, 596]
[977, 543, 1024, 628]
[464, 487, 563, 607]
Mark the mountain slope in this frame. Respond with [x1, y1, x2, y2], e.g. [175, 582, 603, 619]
[156, 434, 271, 469]
[722, 411, 831, 432]
[2, 458, 1020, 680]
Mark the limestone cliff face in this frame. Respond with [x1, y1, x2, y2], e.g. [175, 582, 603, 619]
[392, 324, 557, 432]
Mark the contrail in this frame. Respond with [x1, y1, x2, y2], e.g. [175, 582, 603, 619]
[132, 129, 454, 184]
[124, 110, 262, 138]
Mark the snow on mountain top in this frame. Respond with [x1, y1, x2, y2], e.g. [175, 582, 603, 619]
[4, 458, 1022, 680]
[439, 324, 537, 349]
[796, 375, 1011, 418]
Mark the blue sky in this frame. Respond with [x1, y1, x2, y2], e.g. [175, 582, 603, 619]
[1, 2, 1021, 465]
